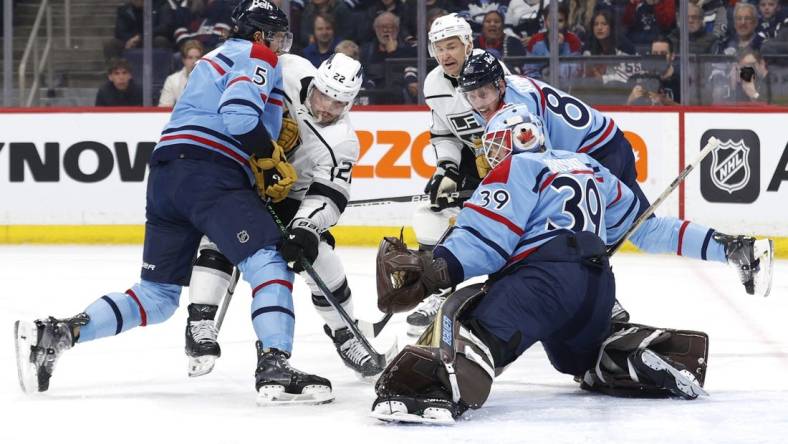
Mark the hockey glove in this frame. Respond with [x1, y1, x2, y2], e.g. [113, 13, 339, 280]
[376, 235, 451, 313]
[425, 161, 462, 211]
[277, 112, 300, 152]
[475, 154, 491, 178]
[280, 218, 320, 272]
[249, 141, 297, 203]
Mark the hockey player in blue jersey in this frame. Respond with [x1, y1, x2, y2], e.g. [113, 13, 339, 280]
[370, 106, 710, 424]
[13, 0, 334, 405]
[457, 50, 773, 300]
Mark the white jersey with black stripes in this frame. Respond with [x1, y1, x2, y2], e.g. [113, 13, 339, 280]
[279, 54, 359, 231]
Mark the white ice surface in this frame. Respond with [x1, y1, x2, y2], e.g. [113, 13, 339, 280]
[1, 246, 787, 444]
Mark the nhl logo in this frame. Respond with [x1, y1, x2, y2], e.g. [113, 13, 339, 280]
[237, 230, 250, 243]
[711, 139, 750, 194]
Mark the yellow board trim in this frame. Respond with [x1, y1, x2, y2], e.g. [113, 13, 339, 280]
[2, 225, 786, 258]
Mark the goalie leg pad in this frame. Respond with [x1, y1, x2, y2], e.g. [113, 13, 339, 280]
[581, 322, 709, 398]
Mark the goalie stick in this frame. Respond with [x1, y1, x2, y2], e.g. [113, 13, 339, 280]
[347, 190, 475, 207]
[266, 201, 396, 369]
[607, 136, 721, 256]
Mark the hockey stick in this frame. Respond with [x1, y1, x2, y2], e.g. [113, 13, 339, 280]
[214, 268, 240, 332]
[347, 190, 474, 207]
[266, 201, 394, 368]
[357, 313, 393, 338]
[606, 136, 721, 256]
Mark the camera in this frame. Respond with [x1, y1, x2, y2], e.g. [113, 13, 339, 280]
[740, 66, 756, 82]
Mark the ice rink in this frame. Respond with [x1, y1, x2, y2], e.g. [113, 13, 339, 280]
[1, 245, 787, 444]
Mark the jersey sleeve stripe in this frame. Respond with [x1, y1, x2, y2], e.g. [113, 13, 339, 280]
[455, 226, 509, 261]
[579, 119, 615, 153]
[532, 167, 550, 192]
[227, 76, 252, 88]
[539, 172, 559, 192]
[218, 98, 263, 116]
[268, 97, 284, 107]
[271, 87, 286, 97]
[607, 181, 623, 208]
[608, 197, 639, 230]
[463, 202, 524, 236]
[526, 77, 546, 112]
[306, 182, 348, 212]
[162, 124, 242, 149]
[159, 134, 247, 164]
[215, 52, 234, 67]
[199, 57, 226, 76]
[514, 228, 573, 250]
[507, 246, 538, 265]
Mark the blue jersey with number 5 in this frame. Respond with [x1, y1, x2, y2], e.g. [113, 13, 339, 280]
[435, 150, 639, 280]
[154, 38, 285, 180]
[497, 76, 618, 155]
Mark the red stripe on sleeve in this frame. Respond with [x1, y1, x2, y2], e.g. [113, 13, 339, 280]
[607, 181, 622, 208]
[125, 289, 148, 327]
[539, 172, 559, 192]
[159, 134, 247, 164]
[463, 203, 525, 236]
[199, 58, 226, 75]
[268, 98, 284, 107]
[227, 76, 252, 88]
[579, 119, 615, 153]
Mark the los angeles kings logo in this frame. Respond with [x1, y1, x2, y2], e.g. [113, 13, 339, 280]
[701, 130, 760, 203]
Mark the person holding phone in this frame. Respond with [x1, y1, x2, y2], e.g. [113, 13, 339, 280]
[734, 48, 770, 103]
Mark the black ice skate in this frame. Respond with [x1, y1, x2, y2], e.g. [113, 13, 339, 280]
[324, 325, 384, 379]
[185, 304, 221, 377]
[14, 313, 89, 393]
[406, 289, 450, 337]
[371, 394, 463, 425]
[714, 233, 774, 298]
[630, 349, 708, 400]
[254, 342, 334, 406]
[611, 299, 630, 323]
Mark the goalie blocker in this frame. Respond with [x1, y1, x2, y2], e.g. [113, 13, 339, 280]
[372, 234, 709, 424]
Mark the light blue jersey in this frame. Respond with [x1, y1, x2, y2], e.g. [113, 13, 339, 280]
[495, 75, 618, 155]
[154, 38, 285, 180]
[436, 150, 639, 281]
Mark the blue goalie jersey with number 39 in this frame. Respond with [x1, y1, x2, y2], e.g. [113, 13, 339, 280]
[437, 150, 640, 280]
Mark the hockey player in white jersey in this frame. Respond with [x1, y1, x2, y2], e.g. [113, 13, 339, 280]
[185, 52, 386, 383]
[406, 13, 511, 336]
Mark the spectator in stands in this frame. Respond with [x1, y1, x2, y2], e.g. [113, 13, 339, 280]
[104, 0, 172, 61]
[719, 3, 764, 55]
[711, 48, 771, 103]
[762, 13, 788, 55]
[360, 0, 415, 45]
[567, 0, 610, 42]
[506, 0, 544, 43]
[360, 12, 417, 104]
[623, 0, 676, 46]
[299, 0, 354, 49]
[626, 36, 679, 106]
[168, 0, 232, 53]
[335, 39, 361, 60]
[96, 58, 143, 107]
[158, 40, 203, 107]
[668, 3, 718, 54]
[756, 0, 787, 39]
[475, 10, 527, 59]
[527, 5, 583, 56]
[584, 10, 639, 84]
[302, 13, 339, 68]
[694, 0, 727, 39]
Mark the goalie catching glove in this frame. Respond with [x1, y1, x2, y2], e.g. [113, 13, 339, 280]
[249, 141, 297, 203]
[376, 235, 452, 313]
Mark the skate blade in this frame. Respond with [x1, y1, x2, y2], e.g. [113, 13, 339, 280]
[640, 350, 709, 399]
[370, 406, 455, 425]
[753, 239, 774, 298]
[188, 355, 217, 378]
[14, 320, 40, 394]
[256, 385, 334, 406]
[406, 324, 428, 337]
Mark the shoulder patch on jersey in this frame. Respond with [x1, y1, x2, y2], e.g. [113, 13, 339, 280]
[481, 155, 512, 185]
[250, 42, 278, 67]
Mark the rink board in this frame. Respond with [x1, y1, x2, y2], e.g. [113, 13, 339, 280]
[0, 106, 786, 255]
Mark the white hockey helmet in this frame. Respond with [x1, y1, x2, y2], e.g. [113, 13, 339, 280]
[482, 104, 546, 168]
[307, 53, 363, 123]
[428, 13, 473, 57]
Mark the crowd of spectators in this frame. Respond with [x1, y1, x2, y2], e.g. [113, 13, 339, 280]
[94, 0, 788, 107]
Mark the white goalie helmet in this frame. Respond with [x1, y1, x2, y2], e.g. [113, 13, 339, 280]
[482, 104, 546, 168]
[307, 53, 363, 123]
[428, 13, 473, 57]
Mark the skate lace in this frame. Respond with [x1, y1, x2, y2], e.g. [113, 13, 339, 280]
[415, 293, 444, 317]
[340, 337, 372, 366]
[189, 320, 218, 343]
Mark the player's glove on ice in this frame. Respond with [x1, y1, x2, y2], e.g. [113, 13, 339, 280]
[249, 141, 297, 203]
[277, 112, 300, 152]
[425, 160, 462, 211]
[280, 218, 320, 272]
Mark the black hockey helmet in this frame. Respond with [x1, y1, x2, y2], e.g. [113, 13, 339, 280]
[458, 50, 504, 93]
[231, 0, 291, 49]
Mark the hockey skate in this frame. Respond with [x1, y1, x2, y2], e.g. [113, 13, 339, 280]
[371, 395, 461, 425]
[630, 349, 708, 400]
[14, 313, 89, 393]
[254, 342, 334, 406]
[611, 299, 630, 323]
[715, 233, 774, 298]
[324, 325, 384, 379]
[185, 304, 221, 377]
[406, 289, 450, 337]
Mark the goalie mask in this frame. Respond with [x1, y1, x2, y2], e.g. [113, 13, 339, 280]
[482, 104, 546, 168]
[307, 53, 363, 125]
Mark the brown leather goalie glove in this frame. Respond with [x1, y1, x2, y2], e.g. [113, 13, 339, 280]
[376, 235, 452, 314]
[249, 141, 297, 203]
[277, 112, 300, 152]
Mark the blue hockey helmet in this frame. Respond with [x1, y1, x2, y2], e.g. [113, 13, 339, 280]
[459, 50, 506, 119]
[231, 0, 292, 52]
[482, 104, 546, 168]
